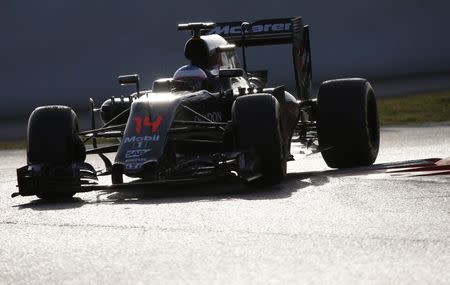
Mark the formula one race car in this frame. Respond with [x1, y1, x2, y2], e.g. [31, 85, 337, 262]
[14, 17, 380, 200]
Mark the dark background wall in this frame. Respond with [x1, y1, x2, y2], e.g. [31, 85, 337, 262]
[1, 0, 450, 118]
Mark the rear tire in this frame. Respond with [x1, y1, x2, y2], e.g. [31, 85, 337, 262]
[317, 78, 379, 168]
[232, 94, 286, 185]
[27, 106, 85, 200]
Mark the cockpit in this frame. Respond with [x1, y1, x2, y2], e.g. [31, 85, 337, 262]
[153, 29, 246, 93]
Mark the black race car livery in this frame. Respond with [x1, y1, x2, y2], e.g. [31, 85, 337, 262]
[15, 17, 380, 200]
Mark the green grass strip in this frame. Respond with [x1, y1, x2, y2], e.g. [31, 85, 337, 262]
[378, 91, 450, 125]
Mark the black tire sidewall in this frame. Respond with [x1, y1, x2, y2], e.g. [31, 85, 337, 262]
[232, 94, 286, 185]
[317, 79, 380, 168]
[27, 106, 82, 164]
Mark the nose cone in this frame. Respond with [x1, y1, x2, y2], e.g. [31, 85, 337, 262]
[115, 93, 182, 175]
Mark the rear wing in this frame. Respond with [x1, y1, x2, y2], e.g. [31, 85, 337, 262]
[206, 17, 312, 100]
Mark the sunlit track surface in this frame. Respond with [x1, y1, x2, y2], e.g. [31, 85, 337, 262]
[1, 124, 449, 284]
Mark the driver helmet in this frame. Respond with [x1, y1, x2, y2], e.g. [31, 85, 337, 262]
[173, 65, 208, 91]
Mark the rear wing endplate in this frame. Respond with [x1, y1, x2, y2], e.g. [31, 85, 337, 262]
[206, 17, 312, 100]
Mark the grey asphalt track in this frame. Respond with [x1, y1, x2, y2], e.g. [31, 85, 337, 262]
[1, 124, 449, 284]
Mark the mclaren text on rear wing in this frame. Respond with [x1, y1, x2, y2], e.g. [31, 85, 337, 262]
[208, 17, 312, 100]
[206, 18, 297, 46]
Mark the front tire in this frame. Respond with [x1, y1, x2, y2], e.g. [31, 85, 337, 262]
[317, 78, 380, 168]
[27, 106, 85, 200]
[232, 94, 286, 185]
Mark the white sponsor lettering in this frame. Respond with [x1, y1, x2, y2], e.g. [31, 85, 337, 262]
[209, 23, 291, 35]
[271, 23, 284, 31]
[126, 149, 151, 159]
[124, 135, 160, 144]
[125, 162, 144, 170]
[125, 158, 146, 163]
[252, 25, 263, 33]
[229, 26, 241, 34]
[209, 25, 230, 35]
[284, 23, 291, 31]
[133, 141, 151, 149]
[125, 158, 146, 170]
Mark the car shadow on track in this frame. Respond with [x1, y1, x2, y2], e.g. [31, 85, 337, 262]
[14, 171, 330, 210]
[13, 157, 448, 210]
[97, 171, 330, 205]
[14, 197, 85, 210]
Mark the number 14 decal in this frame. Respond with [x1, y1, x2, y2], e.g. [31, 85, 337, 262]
[134, 115, 162, 134]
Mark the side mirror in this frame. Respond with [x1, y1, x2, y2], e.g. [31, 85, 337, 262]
[118, 74, 139, 85]
[118, 74, 140, 96]
[219, 68, 244, 78]
[215, 44, 236, 53]
[152, 78, 172, 93]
